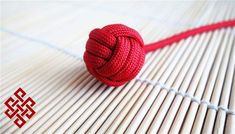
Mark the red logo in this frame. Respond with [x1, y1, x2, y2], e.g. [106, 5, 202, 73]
[4, 88, 36, 128]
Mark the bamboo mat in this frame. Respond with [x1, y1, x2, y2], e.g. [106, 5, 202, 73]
[1, 1, 235, 133]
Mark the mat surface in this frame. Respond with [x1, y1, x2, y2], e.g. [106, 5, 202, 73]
[1, 1, 235, 133]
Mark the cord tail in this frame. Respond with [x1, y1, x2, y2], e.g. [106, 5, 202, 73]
[144, 19, 235, 53]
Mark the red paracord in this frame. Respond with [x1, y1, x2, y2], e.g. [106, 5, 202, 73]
[84, 19, 235, 87]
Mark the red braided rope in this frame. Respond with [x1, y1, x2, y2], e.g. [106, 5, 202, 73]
[144, 19, 235, 53]
[84, 19, 235, 86]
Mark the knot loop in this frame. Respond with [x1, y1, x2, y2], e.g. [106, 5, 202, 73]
[84, 24, 145, 86]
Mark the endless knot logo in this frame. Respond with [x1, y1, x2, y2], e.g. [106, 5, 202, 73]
[4, 88, 36, 128]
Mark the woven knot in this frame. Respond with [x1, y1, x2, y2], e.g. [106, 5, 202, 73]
[84, 24, 145, 86]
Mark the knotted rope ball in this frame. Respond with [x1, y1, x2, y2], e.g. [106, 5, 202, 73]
[83, 20, 235, 87]
[84, 24, 145, 87]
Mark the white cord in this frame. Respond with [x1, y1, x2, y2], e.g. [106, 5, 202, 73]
[136, 77, 235, 115]
[0, 27, 83, 61]
[1, 27, 234, 115]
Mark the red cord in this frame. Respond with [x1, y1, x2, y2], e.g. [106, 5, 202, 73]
[84, 19, 235, 86]
[144, 19, 235, 53]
